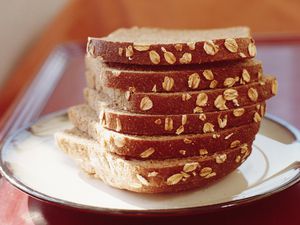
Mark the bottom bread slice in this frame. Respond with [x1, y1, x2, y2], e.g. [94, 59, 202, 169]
[55, 128, 252, 193]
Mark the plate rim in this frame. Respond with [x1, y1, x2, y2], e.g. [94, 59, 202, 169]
[0, 111, 300, 216]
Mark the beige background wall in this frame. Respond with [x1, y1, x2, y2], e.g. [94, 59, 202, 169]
[0, 0, 67, 87]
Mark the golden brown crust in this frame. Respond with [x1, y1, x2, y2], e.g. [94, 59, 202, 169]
[84, 76, 276, 115]
[68, 105, 259, 159]
[87, 38, 255, 66]
[55, 128, 253, 193]
[86, 56, 262, 92]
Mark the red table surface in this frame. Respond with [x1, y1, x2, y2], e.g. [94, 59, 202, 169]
[0, 40, 300, 225]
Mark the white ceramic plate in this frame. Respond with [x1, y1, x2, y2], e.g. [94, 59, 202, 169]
[0, 112, 300, 215]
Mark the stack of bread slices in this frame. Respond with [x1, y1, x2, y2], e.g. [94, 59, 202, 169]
[55, 27, 277, 193]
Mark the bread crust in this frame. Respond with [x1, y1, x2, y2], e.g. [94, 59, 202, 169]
[86, 56, 262, 92]
[68, 105, 260, 159]
[70, 103, 265, 136]
[55, 128, 253, 193]
[87, 37, 255, 65]
[84, 76, 276, 115]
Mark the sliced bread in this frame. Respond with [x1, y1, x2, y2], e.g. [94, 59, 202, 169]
[84, 76, 277, 115]
[55, 128, 252, 193]
[86, 56, 262, 92]
[70, 103, 265, 135]
[87, 27, 256, 65]
[68, 105, 260, 159]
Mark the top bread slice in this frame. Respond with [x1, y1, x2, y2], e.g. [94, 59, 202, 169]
[87, 27, 256, 65]
[86, 56, 263, 92]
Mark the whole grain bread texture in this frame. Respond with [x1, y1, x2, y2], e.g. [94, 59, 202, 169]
[86, 56, 262, 92]
[87, 27, 256, 65]
[84, 76, 277, 115]
[55, 128, 252, 193]
[71, 103, 265, 135]
[68, 105, 260, 159]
